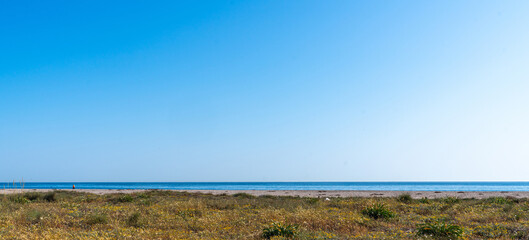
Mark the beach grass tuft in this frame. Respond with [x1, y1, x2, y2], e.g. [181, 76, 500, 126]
[262, 222, 298, 239]
[416, 220, 463, 239]
[362, 203, 395, 220]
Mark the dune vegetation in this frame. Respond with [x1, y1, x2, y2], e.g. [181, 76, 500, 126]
[0, 191, 528, 239]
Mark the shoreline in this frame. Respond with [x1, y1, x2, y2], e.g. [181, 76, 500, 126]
[1, 189, 529, 199]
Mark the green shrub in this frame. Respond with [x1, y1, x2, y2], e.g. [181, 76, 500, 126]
[20, 192, 56, 202]
[362, 203, 395, 220]
[137, 193, 150, 199]
[416, 220, 463, 239]
[25, 210, 44, 224]
[486, 197, 510, 205]
[24, 193, 40, 201]
[114, 195, 134, 203]
[443, 197, 460, 204]
[9, 195, 30, 204]
[262, 222, 298, 239]
[139, 199, 153, 206]
[259, 195, 277, 199]
[127, 212, 142, 227]
[306, 198, 319, 204]
[397, 193, 412, 203]
[419, 197, 430, 204]
[232, 193, 255, 199]
[86, 213, 108, 225]
[43, 192, 56, 202]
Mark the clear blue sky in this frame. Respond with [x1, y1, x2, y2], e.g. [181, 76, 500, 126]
[1, 1, 529, 182]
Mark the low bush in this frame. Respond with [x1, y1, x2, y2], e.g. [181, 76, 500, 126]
[232, 193, 255, 198]
[86, 213, 108, 225]
[443, 197, 460, 204]
[25, 210, 44, 224]
[486, 197, 510, 205]
[24, 193, 40, 201]
[114, 195, 134, 203]
[20, 192, 56, 202]
[397, 193, 412, 203]
[137, 193, 150, 199]
[9, 195, 30, 204]
[306, 198, 319, 204]
[127, 212, 142, 227]
[43, 192, 56, 202]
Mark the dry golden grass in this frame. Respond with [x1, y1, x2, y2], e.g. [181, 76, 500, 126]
[0, 191, 528, 239]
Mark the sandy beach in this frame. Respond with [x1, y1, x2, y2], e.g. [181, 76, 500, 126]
[1, 189, 528, 199]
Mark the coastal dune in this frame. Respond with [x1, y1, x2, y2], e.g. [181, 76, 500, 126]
[1, 189, 528, 199]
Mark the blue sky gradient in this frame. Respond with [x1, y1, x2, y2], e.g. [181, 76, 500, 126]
[1, 1, 529, 181]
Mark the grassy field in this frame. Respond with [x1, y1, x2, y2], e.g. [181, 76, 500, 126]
[0, 191, 528, 239]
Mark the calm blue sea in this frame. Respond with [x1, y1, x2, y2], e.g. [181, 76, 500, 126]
[2, 182, 529, 191]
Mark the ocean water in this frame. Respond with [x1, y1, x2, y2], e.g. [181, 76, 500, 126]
[2, 182, 529, 191]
